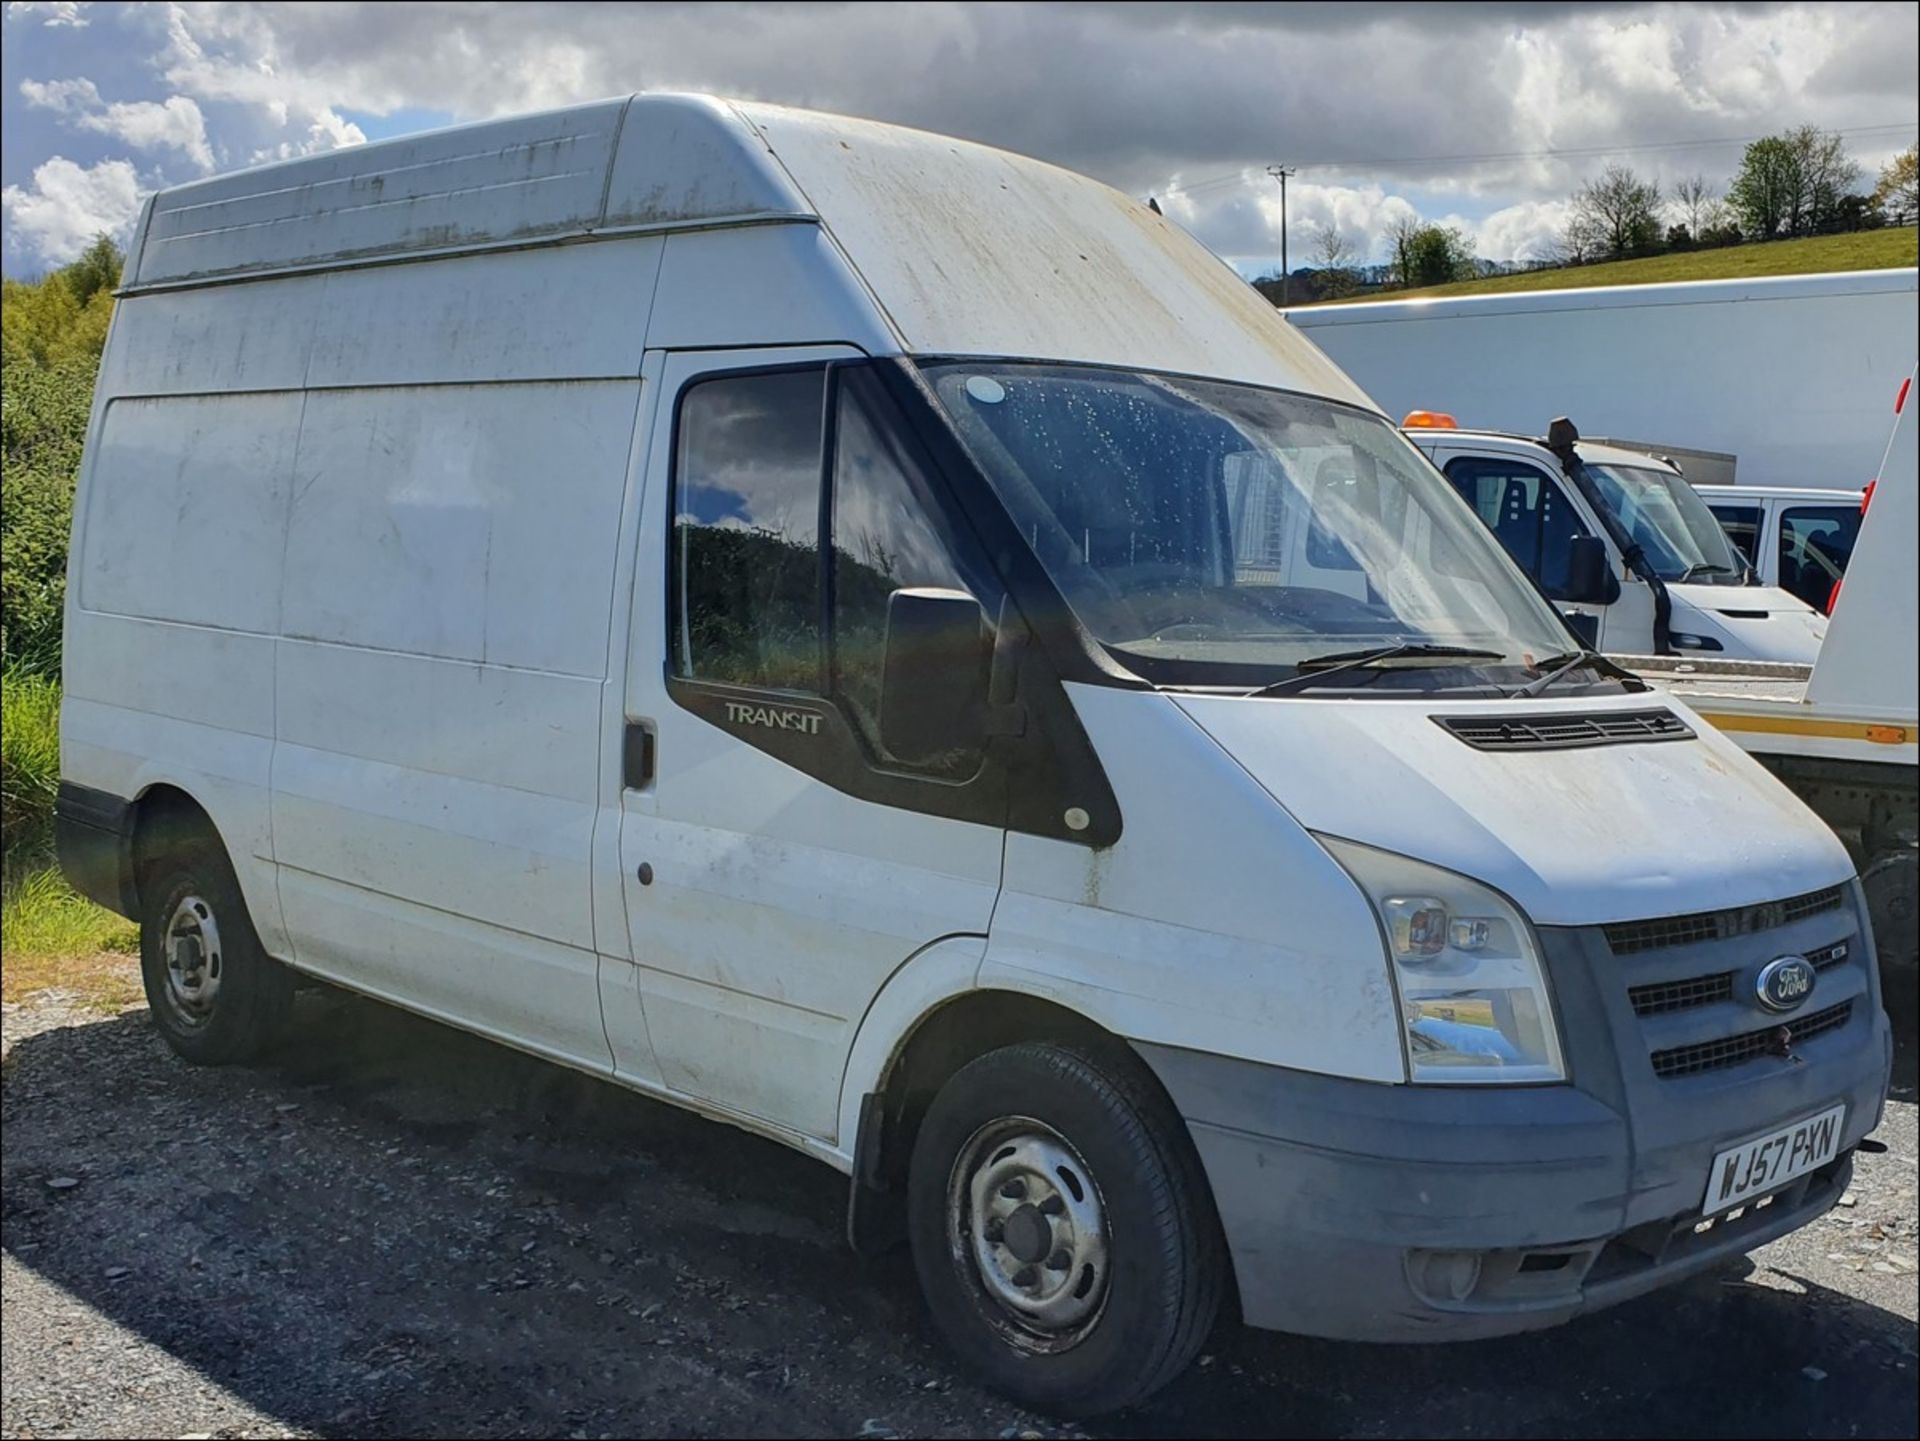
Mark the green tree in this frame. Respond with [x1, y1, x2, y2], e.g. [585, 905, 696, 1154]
[1405, 224, 1476, 286]
[1385, 213, 1476, 287]
[1, 237, 123, 673]
[1566, 164, 1663, 260]
[1728, 135, 1799, 240]
[1875, 144, 1918, 226]
[1730, 128, 1861, 239]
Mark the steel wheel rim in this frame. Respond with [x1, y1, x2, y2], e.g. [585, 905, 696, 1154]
[161, 893, 223, 1029]
[946, 1115, 1110, 1352]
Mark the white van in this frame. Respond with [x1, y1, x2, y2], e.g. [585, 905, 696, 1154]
[56, 96, 1891, 1415]
[1403, 417, 1829, 661]
[1696, 484, 1867, 614]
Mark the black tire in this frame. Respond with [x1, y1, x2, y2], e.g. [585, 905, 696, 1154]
[138, 823, 292, 1065]
[907, 1039, 1224, 1416]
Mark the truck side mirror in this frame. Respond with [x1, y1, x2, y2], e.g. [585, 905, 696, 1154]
[879, 588, 991, 767]
[1563, 535, 1619, 606]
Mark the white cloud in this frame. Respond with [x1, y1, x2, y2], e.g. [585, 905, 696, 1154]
[22, 75, 215, 170]
[246, 106, 366, 166]
[1469, 200, 1579, 265]
[3, 1, 1916, 275]
[4, 1, 90, 28]
[1, 155, 143, 264]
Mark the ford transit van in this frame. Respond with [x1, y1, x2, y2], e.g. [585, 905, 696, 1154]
[56, 95, 1891, 1415]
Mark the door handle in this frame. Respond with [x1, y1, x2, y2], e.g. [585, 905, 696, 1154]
[623, 722, 656, 790]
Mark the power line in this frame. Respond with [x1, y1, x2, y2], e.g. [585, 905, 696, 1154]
[1167, 119, 1919, 197]
[1266, 165, 1295, 303]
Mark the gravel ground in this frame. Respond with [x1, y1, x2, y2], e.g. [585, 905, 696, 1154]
[3, 971, 1915, 1440]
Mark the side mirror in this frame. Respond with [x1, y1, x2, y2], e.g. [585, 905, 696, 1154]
[879, 588, 991, 768]
[1562, 535, 1619, 606]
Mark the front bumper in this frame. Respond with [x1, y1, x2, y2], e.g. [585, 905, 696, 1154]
[1135, 902, 1892, 1343]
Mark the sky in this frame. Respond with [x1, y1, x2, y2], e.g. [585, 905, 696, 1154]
[2, 1, 1916, 280]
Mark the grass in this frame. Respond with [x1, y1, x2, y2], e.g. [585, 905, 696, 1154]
[1, 669, 143, 1010]
[1316, 228, 1918, 304]
[2, 669, 61, 855]
[1, 866, 141, 1009]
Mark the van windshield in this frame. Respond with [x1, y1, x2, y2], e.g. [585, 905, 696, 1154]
[920, 362, 1577, 687]
[1582, 462, 1746, 585]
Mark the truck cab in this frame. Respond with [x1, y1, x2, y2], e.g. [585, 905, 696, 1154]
[1405, 417, 1828, 662]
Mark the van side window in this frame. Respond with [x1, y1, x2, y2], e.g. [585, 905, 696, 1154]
[1709, 503, 1763, 565]
[1443, 458, 1590, 600]
[672, 369, 827, 690]
[1777, 503, 1860, 611]
[831, 369, 983, 778]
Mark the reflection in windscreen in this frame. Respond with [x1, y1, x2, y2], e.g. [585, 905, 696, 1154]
[922, 363, 1570, 681]
[1582, 463, 1744, 584]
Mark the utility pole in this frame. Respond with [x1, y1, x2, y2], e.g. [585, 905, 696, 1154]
[1266, 165, 1296, 306]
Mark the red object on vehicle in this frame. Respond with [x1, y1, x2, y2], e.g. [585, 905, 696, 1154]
[1861, 478, 1877, 514]
[1896, 376, 1911, 414]
[1826, 577, 1843, 615]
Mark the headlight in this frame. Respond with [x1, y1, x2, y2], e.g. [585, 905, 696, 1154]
[1670, 632, 1724, 652]
[1319, 836, 1565, 1084]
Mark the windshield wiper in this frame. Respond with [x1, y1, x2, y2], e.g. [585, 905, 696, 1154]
[1506, 649, 1600, 698]
[1245, 643, 1506, 698]
[1677, 562, 1737, 582]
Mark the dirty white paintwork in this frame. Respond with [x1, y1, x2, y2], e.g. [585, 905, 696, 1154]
[1286, 269, 1919, 492]
[62, 92, 1855, 1193]
[1176, 689, 1854, 925]
[987, 685, 1407, 1085]
[733, 101, 1373, 402]
[615, 350, 1002, 1143]
[127, 96, 805, 289]
[122, 92, 1370, 406]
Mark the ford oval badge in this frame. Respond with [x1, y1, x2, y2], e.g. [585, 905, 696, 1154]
[1755, 955, 1816, 1013]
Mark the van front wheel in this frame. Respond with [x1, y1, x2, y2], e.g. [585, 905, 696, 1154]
[907, 1040, 1223, 1416]
[139, 833, 291, 1065]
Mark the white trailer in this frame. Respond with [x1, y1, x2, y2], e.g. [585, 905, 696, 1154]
[1629, 372, 1918, 977]
[1285, 269, 1919, 491]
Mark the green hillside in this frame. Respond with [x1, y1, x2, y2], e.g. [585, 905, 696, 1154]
[1318, 228, 1917, 305]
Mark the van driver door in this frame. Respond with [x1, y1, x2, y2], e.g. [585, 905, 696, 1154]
[615, 348, 1006, 1146]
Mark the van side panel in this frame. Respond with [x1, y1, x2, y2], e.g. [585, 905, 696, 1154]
[62, 390, 306, 951]
[272, 378, 640, 1070]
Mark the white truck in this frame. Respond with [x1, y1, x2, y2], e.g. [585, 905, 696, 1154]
[1286, 269, 1919, 492]
[1403, 414, 1827, 661]
[54, 93, 1891, 1415]
[1628, 375, 1919, 982]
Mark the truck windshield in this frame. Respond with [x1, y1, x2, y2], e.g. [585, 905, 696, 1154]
[1581, 462, 1746, 585]
[920, 362, 1578, 687]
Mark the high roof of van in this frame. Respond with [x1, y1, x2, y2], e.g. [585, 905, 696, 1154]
[124, 93, 1369, 406]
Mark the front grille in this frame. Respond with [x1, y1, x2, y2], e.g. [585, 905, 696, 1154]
[1629, 971, 1733, 1016]
[1650, 1001, 1853, 1079]
[1436, 709, 1693, 752]
[1605, 886, 1847, 956]
[1808, 939, 1851, 971]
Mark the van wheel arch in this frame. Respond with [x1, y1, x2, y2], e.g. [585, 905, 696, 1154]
[848, 991, 1184, 1256]
[130, 784, 220, 912]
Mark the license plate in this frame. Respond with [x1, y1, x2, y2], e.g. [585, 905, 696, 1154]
[1703, 1104, 1846, 1215]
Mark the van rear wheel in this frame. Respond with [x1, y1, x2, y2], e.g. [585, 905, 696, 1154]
[138, 829, 291, 1065]
[907, 1040, 1223, 1416]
